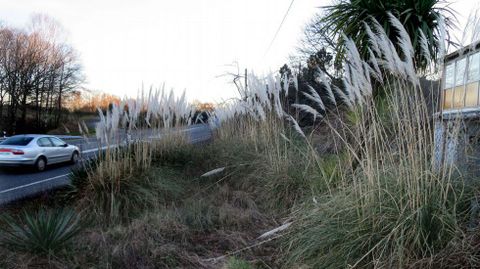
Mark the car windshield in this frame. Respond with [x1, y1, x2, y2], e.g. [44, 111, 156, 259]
[0, 136, 34, 146]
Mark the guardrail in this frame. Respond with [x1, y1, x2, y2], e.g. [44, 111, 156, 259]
[56, 135, 85, 141]
[0, 135, 84, 143]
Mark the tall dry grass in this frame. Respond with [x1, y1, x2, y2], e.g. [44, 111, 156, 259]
[282, 77, 472, 268]
[208, 14, 479, 268]
[72, 130, 190, 222]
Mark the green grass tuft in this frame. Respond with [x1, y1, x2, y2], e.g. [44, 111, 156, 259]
[224, 257, 254, 269]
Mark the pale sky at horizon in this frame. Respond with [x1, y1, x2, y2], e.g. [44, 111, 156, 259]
[0, 0, 477, 103]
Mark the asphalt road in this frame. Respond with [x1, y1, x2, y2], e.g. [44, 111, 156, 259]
[0, 124, 213, 205]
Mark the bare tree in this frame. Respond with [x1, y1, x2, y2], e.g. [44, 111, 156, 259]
[297, 14, 337, 63]
[0, 14, 83, 134]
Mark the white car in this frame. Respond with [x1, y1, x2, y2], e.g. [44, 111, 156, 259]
[0, 135, 80, 172]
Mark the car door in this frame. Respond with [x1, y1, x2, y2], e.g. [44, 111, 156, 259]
[37, 137, 57, 163]
[48, 137, 70, 162]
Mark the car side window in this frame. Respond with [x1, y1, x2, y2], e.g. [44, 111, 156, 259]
[37, 138, 53, 147]
[49, 137, 66, 147]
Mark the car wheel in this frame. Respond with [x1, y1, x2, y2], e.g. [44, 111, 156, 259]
[35, 157, 47, 172]
[70, 151, 79, 164]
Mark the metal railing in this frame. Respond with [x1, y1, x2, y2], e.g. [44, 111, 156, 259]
[0, 135, 84, 143]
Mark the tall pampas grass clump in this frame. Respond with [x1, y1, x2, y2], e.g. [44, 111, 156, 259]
[75, 86, 193, 222]
[277, 15, 480, 268]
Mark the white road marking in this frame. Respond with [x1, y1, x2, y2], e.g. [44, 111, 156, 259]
[0, 173, 71, 194]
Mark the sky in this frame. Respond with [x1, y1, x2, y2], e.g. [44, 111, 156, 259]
[0, 0, 477, 103]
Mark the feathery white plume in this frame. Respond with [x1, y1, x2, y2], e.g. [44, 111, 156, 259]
[201, 167, 226, 177]
[292, 103, 321, 121]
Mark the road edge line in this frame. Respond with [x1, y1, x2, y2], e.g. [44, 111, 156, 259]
[0, 173, 71, 194]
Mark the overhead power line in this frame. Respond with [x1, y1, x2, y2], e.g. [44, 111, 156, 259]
[264, 0, 296, 57]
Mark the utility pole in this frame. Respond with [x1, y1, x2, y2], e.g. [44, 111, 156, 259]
[244, 68, 248, 94]
[296, 62, 301, 120]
